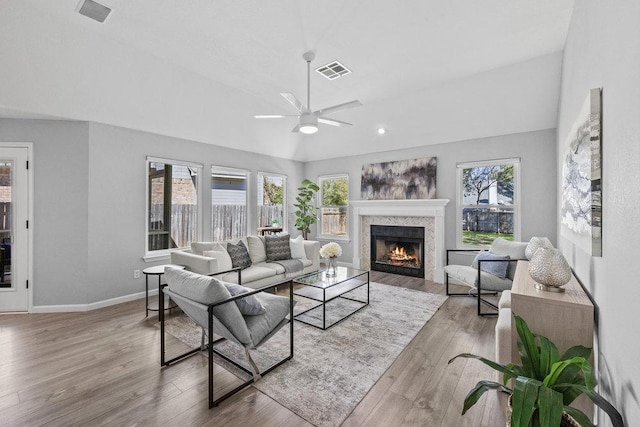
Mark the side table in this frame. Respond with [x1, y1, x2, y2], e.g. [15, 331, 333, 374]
[143, 264, 184, 317]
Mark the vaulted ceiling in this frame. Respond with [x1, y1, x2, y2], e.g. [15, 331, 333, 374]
[0, 0, 574, 161]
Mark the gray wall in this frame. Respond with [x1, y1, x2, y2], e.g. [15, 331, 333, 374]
[0, 119, 304, 306]
[558, 1, 640, 424]
[304, 128, 558, 264]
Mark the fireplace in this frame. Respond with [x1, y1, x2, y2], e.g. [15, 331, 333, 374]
[370, 225, 425, 278]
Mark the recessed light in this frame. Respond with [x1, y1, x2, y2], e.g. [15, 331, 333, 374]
[377, 128, 386, 135]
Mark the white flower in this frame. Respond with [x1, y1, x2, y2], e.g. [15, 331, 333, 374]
[320, 242, 342, 258]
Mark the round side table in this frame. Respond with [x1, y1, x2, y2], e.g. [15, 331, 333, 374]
[143, 264, 185, 317]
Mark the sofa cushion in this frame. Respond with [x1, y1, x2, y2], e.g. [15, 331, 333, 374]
[289, 235, 307, 260]
[170, 250, 218, 275]
[190, 241, 218, 255]
[203, 249, 233, 273]
[222, 265, 277, 284]
[227, 240, 252, 270]
[247, 235, 267, 263]
[255, 261, 285, 275]
[490, 238, 528, 280]
[223, 282, 266, 315]
[476, 251, 510, 279]
[265, 234, 291, 261]
[444, 264, 512, 292]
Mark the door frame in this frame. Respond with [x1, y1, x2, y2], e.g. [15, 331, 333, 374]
[0, 143, 33, 312]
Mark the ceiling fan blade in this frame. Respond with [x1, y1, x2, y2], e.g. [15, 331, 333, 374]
[319, 117, 353, 127]
[291, 124, 301, 133]
[315, 100, 362, 117]
[253, 114, 297, 119]
[281, 93, 305, 113]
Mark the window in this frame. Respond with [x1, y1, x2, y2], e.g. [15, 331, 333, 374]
[211, 167, 249, 241]
[257, 172, 286, 229]
[147, 158, 202, 255]
[318, 174, 349, 238]
[457, 158, 520, 248]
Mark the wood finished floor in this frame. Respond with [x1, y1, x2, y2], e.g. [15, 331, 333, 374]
[0, 272, 505, 426]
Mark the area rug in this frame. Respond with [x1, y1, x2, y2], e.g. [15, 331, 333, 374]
[162, 282, 447, 427]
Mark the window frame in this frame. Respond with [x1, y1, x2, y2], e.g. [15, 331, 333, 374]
[145, 156, 203, 260]
[211, 165, 250, 241]
[257, 171, 287, 231]
[456, 158, 521, 249]
[317, 173, 350, 241]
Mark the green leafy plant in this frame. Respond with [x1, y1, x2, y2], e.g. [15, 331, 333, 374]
[294, 179, 319, 239]
[448, 314, 624, 427]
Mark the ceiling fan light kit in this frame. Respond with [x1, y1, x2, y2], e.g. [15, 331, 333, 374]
[254, 51, 362, 134]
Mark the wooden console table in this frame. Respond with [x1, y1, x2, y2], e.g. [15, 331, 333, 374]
[511, 261, 594, 418]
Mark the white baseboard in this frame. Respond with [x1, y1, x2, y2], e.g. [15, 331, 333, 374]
[31, 289, 156, 313]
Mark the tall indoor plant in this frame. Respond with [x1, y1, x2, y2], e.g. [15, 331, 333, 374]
[448, 314, 624, 427]
[294, 179, 319, 239]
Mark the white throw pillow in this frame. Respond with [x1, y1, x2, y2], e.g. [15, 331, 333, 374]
[246, 235, 267, 263]
[203, 249, 233, 273]
[290, 235, 307, 260]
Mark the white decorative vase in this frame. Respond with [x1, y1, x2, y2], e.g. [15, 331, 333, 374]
[326, 257, 337, 276]
[525, 236, 554, 260]
[528, 248, 572, 292]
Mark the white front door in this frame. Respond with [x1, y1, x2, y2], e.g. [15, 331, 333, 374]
[0, 146, 30, 312]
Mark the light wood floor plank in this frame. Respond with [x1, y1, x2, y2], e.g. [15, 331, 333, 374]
[0, 271, 504, 426]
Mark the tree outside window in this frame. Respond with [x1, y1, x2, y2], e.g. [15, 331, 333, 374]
[458, 160, 519, 247]
[319, 175, 349, 237]
[257, 172, 286, 228]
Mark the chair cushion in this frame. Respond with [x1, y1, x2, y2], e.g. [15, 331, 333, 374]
[223, 283, 266, 315]
[444, 264, 512, 292]
[490, 238, 528, 279]
[247, 235, 267, 263]
[227, 240, 252, 270]
[245, 291, 293, 348]
[476, 251, 510, 279]
[164, 267, 252, 345]
[265, 234, 291, 261]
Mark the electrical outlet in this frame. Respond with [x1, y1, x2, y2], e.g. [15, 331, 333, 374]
[133, 269, 141, 279]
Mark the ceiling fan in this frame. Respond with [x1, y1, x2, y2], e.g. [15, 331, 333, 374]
[254, 51, 362, 134]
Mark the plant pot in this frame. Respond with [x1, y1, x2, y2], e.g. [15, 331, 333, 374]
[506, 396, 580, 427]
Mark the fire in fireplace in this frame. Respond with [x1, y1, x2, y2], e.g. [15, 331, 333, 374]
[370, 225, 425, 278]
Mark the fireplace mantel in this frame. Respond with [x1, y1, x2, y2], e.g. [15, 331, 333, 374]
[350, 199, 449, 282]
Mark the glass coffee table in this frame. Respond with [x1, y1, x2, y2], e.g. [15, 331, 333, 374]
[293, 266, 369, 330]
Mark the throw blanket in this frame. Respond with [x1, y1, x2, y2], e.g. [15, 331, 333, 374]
[273, 259, 304, 278]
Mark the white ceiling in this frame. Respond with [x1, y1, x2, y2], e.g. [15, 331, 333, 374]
[0, 0, 575, 161]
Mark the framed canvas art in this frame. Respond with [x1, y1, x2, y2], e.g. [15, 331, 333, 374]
[361, 157, 437, 200]
[561, 88, 602, 256]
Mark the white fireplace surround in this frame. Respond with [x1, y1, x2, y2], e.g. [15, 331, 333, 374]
[350, 199, 449, 282]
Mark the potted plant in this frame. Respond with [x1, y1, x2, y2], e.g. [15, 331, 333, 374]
[294, 179, 319, 239]
[448, 314, 624, 427]
[270, 217, 281, 228]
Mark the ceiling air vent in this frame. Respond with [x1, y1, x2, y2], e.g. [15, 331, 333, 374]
[315, 60, 352, 80]
[77, 0, 112, 23]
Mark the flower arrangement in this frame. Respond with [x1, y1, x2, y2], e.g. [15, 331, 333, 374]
[319, 242, 342, 259]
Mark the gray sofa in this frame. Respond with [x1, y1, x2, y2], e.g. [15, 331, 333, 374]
[170, 235, 320, 289]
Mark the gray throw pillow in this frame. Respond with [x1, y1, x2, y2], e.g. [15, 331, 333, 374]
[227, 240, 252, 270]
[224, 283, 266, 315]
[265, 234, 291, 261]
[476, 251, 510, 279]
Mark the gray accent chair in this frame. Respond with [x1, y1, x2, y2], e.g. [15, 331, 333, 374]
[160, 267, 294, 408]
[443, 238, 528, 316]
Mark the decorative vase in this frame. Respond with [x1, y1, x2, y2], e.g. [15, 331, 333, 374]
[525, 236, 554, 260]
[326, 257, 337, 276]
[528, 248, 572, 292]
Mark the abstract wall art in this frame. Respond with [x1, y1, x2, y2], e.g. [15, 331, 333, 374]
[361, 157, 437, 200]
[561, 88, 602, 257]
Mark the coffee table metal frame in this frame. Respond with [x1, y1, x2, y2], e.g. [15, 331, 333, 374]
[293, 266, 369, 330]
